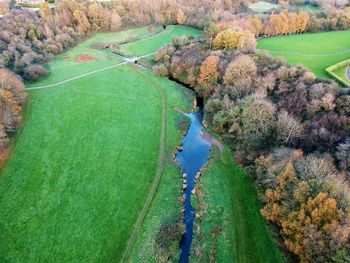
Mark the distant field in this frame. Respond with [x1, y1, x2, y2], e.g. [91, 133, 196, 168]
[298, 4, 321, 11]
[257, 30, 350, 79]
[0, 26, 196, 262]
[27, 26, 163, 87]
[249, 1, 279, 13]
[120, 25, 202, 57]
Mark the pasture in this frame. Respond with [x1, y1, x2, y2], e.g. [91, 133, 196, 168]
[0, 26, 197, 262]
[0, 24, 284, 263]
[257, 30, 350, 80]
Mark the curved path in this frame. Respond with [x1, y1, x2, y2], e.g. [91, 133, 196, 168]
[120, 66, 168, 263]
[264, 48, 350, 57]
[26, 52, 156, 90]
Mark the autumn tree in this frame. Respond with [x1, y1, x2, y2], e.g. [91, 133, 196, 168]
[196, 55, 220, 97]
[73, 9, 91, 33]
[276, 110, 304, 146]
[177, 9, 186, 25]
[223, 55, 257, 97]
[40, 2, 52, 20]
[241, 96, 276, 142]
[88, 2, 110, 31]
[110, 11, 122, 31]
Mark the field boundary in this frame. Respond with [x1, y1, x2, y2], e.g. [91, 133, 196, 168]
[119, 66, 168, 263]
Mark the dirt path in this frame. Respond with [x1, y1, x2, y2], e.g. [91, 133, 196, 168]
[263, 48, 350, 57]
[26, 52, 156, 90]
[119, 66, 168, 263]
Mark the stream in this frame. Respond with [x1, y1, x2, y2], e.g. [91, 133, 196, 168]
[176, 108, 211, 263]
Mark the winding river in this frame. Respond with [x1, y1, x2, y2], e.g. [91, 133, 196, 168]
[176, 109, 211, 263]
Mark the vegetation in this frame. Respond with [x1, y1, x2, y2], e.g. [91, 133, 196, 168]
[1, 0, 350, 262]
[0, 27, 195, 262]
[155, 30, 350, 260]
[258, 30, 350, 78]
[191, 147, 284, 262]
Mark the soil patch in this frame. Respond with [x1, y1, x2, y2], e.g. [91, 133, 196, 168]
[75, 55, 96, 63]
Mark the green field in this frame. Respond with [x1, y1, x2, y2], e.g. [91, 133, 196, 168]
[0, 26, 197, 262]
[257, 30, 350, 79]
[0, 25, 283, 262]
[248, 1, 280, 13]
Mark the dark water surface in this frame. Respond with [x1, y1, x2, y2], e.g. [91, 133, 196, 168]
[176, 110, 211, 263]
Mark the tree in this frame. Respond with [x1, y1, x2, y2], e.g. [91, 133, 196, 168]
[176, 9, 186, 25]
[110, 11, 122, 31]
[40, 2, 52, 20]
[336, 139, 350, 176]
[276, 110, 304, 146]
[73, 9, 91, 33]
[196, 55, 220, 97]
[223, 55, 257, 97]
[241, 96, 276, 142]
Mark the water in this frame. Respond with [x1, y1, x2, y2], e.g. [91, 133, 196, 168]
[176, 109, 211, 263]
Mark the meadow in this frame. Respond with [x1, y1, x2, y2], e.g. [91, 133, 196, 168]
[257, 30, 350, 80]
[0, 24, 283, 262]
[0, 26, 197, 262]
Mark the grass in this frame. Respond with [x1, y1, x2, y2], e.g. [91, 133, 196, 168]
[298, 4, 321, 11]
[0, 26, 196, 262]
[27, 26, 162, 88]
[0, 24, 284, 262]
[120, 25, 202, 57]
[248, 1, 280, 13]
[191, 147, 284, 263]
[326, 59, 350, 86]
[257, 30, 350, 79]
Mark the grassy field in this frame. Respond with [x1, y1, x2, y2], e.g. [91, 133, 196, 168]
[27, 26, 163, 87]
[120, 25, 202, 57]
[0, 26, 196, 262]
[191, 147, 284, 263]
[248, 1, 280, 13]
[257, 30, 350, 79]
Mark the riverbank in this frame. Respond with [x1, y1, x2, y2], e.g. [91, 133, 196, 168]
[191, 146, 285, 262]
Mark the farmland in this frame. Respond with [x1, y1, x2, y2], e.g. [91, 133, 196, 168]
[257, 30, 350, 80]
[0, 26, 197, 262]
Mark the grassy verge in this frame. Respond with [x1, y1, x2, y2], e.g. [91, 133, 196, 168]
[257, 30, 350, 79]
[191, 146, 284, 262]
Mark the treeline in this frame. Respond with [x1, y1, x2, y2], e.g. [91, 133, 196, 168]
[0, 68, 26, 164]
[153, 34, 350, 261]
[206, 9, 350, 39]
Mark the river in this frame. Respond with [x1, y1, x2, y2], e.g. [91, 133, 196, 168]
[176, 109, 211, 263]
